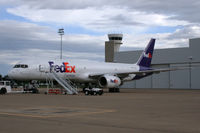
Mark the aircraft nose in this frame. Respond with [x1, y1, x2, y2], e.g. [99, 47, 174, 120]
[8, 70, 12, 78]
[8, 69, 15, 79]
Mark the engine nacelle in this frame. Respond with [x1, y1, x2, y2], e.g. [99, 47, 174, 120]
[99, 75, 121, 88]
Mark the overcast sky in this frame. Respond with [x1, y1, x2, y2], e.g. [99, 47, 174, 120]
[0, 0, 200, 75]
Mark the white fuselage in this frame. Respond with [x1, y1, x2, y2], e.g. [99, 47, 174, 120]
[8, 59, 139, 83]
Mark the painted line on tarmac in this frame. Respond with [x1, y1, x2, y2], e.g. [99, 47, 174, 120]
[0, 107, 116, 118]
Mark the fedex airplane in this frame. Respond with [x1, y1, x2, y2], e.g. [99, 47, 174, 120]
[8, 39, 181, 92]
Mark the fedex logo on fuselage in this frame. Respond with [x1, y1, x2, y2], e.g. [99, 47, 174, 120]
[48, 61, 76, 73]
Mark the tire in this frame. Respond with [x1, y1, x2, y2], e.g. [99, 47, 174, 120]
[32, 89, 39, 94]
[85, 90, 89, 95]
[0, 88, 7, 94]
[115, 88, 120, 92]
[109, 88, 114, 93]
[82, 88, 86, 93]
[98, 90, 103, 95]
[93, 91, 97, 95]
[109, 88, 120, 93]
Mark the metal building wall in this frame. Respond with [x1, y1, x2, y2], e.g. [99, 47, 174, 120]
[191, 63, 200, 89]
[170, 63, 190, 89]
[113, 38, 200, 89]
[152, 64, 170, 88]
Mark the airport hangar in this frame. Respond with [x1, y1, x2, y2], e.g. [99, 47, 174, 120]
[105, 34, 200, 89]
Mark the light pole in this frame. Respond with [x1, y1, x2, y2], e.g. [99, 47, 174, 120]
[58, 28, 64, 60]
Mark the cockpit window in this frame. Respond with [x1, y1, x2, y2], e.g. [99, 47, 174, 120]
[13, 64, 28, 68]
[21, 64, 28, 68]
[14, 64, 20, 68]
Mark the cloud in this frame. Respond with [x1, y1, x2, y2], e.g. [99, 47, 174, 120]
[121, 24, 200, 50]
[7, 5, 190, 34]
[0, 20, 106, 51]
[0, 49, 104, 65]
[0, 20, 55, 41]
[3, 0, 200, 24]
[167, 25, 200, 40]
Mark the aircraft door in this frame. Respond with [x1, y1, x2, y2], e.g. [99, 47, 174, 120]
[39, 65, 49, 72]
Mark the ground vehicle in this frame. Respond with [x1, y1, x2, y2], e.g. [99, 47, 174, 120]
[84, 88, 103, 95]
[24, 83, 39, 94]
[0, 81, 12, 94]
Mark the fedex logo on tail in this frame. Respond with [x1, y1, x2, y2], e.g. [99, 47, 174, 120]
[49, 61, 76, 73]
[143, 52, 152, 58]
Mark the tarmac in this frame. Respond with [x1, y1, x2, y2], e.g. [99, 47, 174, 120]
[0, 89, 200, 133]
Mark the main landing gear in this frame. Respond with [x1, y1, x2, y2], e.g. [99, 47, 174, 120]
[83, 88, 120, 93]
[109, 88, 120, 93]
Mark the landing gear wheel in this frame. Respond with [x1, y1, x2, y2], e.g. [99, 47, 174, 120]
[85, 90, 89, 95]
[115, 88, 120, 92]
[82, 88, 86, 93]
[109, 88, 120, 93]
[32, 89, 39, 94]
[98, 90, 103, 95]
[93, 91, 97, 95]
[109, 88, 112, 92]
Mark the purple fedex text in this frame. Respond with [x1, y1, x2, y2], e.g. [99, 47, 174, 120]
[48, 61, 76, 73]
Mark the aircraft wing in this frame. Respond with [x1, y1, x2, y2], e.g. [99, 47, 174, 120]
[89, 67, 190, 78]
[126, 67, 190, 75]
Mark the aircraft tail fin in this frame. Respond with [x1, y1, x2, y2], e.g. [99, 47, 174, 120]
[136, 38, 155, 67]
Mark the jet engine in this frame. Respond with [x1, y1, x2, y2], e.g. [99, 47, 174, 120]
[99, 75, 121, 88]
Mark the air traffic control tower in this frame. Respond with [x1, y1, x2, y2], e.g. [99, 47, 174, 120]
[105, 34, 123, 62]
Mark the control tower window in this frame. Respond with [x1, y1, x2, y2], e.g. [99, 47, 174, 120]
[109, 37, 122, 40]
[118, 37, 122, 40]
